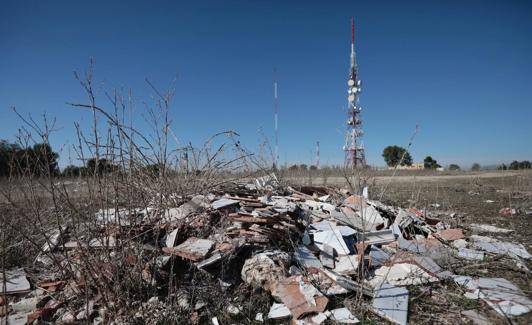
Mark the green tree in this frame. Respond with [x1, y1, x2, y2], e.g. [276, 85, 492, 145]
[423, 156, 441, 169]
[519, 161, 531, 169]
[498, 163, 507, 170]
[62, 165, 81, 177]
[448, 164, 461, 171]
[509, 161, 519, 170]
[382, 146, 412, 167]
[471, 163, 481, 171]
[87, 158, 117, 175]
[29, 143, 59, 176]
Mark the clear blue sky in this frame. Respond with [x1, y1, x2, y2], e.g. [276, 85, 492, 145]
[1, 0, 531, 168]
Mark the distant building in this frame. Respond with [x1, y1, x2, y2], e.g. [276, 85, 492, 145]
[388, 162, 424, 170]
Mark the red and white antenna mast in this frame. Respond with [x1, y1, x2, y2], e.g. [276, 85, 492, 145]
[343, 17, 366, 169]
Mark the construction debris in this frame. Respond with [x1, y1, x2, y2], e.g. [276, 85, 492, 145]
[454, 276, 532, 317]
[2, 175, 531, 324]
[0, 268, 31, 295]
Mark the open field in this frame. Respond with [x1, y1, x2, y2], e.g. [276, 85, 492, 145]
[1, 170, 531, 324]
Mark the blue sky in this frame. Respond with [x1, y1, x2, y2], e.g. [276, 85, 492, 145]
[1, 0, 531, 168]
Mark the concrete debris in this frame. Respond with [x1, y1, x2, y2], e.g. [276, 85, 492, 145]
[166, 237, 214, 261]
[211, 198, 239, 210]
[372, 283, 408, 325]
[271, 275, 329, 320]
[313, 227, 351, 256]
[470, 223, 514, 234]
[253, 173, 279, 190]
[165, 228, 179, 247]
[435, 228, 464, 241]
[328, 307, 359, 323]
[294, 245, 323, 269]
[241, 251, 290, 290]
[5, 174, 532, 324]
[451, 239, 468, 249]
[267, 303, 291, 319]
[355, 206, 385, 231]
[458, 248, 485, 261]
[358, 229, 395, 245]
[0, 268, 31, 294]
[320, 244, 336, 269]
[455, 276, 532, 317]
[333, 255, 359, 274]
[369, 263, 439, 287]
[470, 235, 531, 259]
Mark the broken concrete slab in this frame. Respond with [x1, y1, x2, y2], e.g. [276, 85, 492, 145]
[165, 237, 214, 261]
[372, 283, 408, 325]
[369, 263, 439, 287]
[0, 268, 31, 295]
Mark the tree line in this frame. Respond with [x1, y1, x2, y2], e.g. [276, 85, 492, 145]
[0, 140, 59, 177]
[498, 161, 532, 170]
[0, 139, 122, 177]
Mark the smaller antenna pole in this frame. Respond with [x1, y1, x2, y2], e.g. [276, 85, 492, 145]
[316, 141, 320, 169]
[273, 68, 279, 169]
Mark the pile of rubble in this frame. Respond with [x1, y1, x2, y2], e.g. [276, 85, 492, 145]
[1, 175, 531, 324]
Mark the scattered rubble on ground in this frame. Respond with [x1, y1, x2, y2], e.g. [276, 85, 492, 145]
[1, 174, 531, 324]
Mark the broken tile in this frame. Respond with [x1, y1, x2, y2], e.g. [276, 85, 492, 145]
[211, 198, 239, 210]
[470, 235, 531, 259]
[455, 276, 532, 317]
[313, 227, 350, 256]
[372, 283, 408, 325]
[0, 268, 31, 294]
[328, 307, 359, 323]
[267, 303, 291, 319]
[165, 228, 179, 247]
[320, 244, 335, 269]
[333, 255, 359, 275]
[436, 228, 464, 241]
[458, 248, 485, 261]
[294, 246, 323, 269]
[271, 276, 328, 320]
